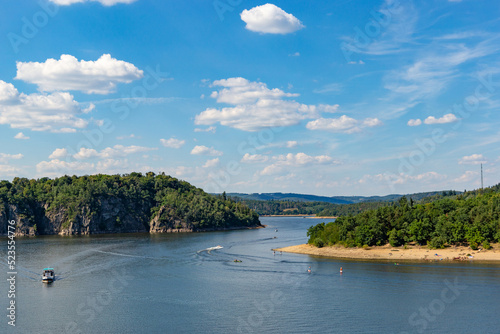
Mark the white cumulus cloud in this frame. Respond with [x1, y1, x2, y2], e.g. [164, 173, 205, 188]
[16, 54, 143, 94]
[190, 145, 223, 156]
[407, 119, 422, 126]
[0, 153, 23, 164]
[459, 154, 487, 165]
[424, 113, 458, 124]
[306, 115, 382, 133]
[203, 158, 220, 168]
[196, 78, 339, 132]
[49, 148, 69, 159]
[241, 153, 269, 163]
[14, 132, 29, 140]
[0, 81, 90, 132]
[160, 138, 186, 149]
[241, 4, 304, 34]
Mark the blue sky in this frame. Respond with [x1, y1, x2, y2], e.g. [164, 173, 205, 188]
[0, 0, 499, 196]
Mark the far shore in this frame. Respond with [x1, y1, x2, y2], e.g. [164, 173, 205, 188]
[260, 215, 337, 219]
[274, 243, 500, 262]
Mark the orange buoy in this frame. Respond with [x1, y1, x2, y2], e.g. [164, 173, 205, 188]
[340, 267, 343, 274]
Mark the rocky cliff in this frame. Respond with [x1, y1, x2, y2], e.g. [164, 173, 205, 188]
[0, 173, 261, 236]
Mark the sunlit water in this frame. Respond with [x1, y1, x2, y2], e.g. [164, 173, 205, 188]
[1, 217, 499, 333]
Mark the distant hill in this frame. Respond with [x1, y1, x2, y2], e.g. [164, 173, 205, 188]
[226, 191, 459, 205]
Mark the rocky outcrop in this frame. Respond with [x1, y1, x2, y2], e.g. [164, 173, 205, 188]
[0, 197, 261, 236]
[149, 206, 193, 233]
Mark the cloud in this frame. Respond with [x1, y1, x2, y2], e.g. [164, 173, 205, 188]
[459, 154, 487, 165]
[190, 145, 223, 156]
[117, 134, 139, 140]
[0, 80, 91, 133]
[160, 138, 186, 149]
[241, 154, 269, 163]
[0, 165, 22, 176]
[384, 38, 500, 104]
[196, 78, 340, 132]
[16, 54, 143, 94]
[306, 115, 382, 133]
[14, 132, 29, 140]
[318, 104, 340, 113]
[313, 83, 342, 94]
[49, 0, 137, 6]
[73, 148, 99, 160]
[360, 171, 446, 185]
[54, 145, 157, 161]
[407, 119, 422, 126]
[341, 1, 417, 57]
[0, 153, 23, 164]
[99, 145, 157, 158]
[286, 141, 298, 148]
[240, 4, 304, 34]
[260, 152, 339, 175]
[424, 113, 458, 124]
[203, 158, 220, 168]
[209, 77, 298, 105]
[454, 171, 478, 183]
[49, 148, 68, 159]
[194, 126, 216, 133]
[36, 159, 94, 176]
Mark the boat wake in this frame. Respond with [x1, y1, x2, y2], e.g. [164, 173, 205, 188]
[197, 245, 223, 254]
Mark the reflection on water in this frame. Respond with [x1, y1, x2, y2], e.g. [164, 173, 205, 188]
[1, 217, 499, 333]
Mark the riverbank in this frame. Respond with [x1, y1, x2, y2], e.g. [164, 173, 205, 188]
[275, 243, 500, 262]
[259, 215, 337, 219]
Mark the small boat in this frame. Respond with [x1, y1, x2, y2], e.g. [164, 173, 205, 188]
[233, 259, 242, 263]
[42, 268, 54, 283]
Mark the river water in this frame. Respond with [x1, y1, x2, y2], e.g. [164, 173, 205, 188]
[1, 216, 499, 333]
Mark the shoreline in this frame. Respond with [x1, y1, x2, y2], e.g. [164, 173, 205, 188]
[275, 243, 500, 262]
[260, 215, 337, 219]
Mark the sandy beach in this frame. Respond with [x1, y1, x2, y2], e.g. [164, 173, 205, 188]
[275, 243, 500, 262]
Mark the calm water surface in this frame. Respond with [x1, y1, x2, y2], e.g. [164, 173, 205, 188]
[1, 217, 499, 333]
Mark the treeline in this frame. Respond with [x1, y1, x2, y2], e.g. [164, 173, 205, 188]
[233, 191, 459, 217]
[307, 186, 500, 249]
[0, 173, 259, 231]
[233, 199, 333, 215]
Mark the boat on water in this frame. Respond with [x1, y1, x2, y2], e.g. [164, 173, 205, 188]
[42, 268, 54, 283]
[233, 259, 242, 263]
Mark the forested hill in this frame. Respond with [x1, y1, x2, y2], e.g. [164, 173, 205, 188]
[307, 184, 500, 250]
[230, 191, 459, 216]
[0, 173, 260, 236]
[227, 191, 456, 204]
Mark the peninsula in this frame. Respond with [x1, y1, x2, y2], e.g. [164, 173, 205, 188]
[0, 173, 260, 236]
[278, 184, 500, 262]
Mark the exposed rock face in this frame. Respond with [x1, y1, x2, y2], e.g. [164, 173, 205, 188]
[0, 197, 260, 236]
[149, 206, 193, 233]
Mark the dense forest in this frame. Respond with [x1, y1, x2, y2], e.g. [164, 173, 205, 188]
[234, 191, 459, 217]
[307, 185, 500, 250]
[0, 173, 260, 236]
